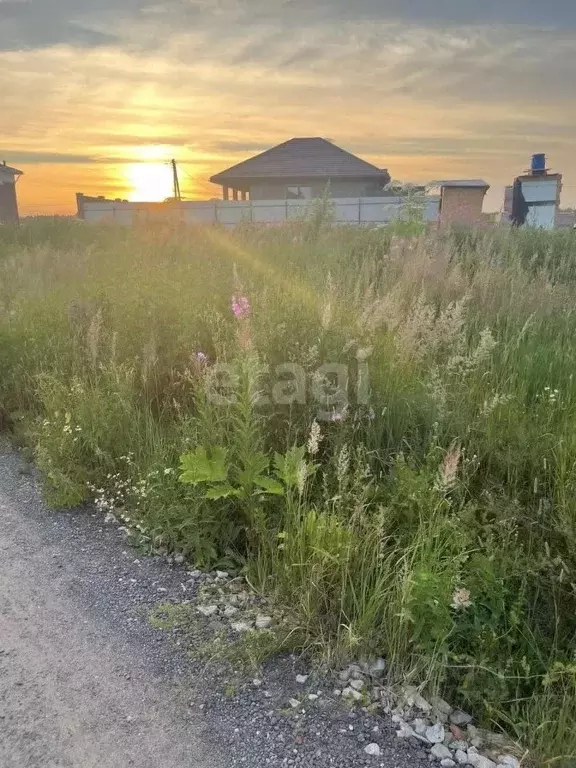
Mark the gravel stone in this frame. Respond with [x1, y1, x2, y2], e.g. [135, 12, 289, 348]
[426, 724, 446, 744]
[368, 658, 386, 678]
[466, 748, 497, 768]
[498, 757, 519, 768]
[230, 621, 252, 633]
[412, 718, 429, 736]
[450, 710, 473, 727]
[431, 744, 453, 761]
[454, 749, 469, 765]
[255, 615, 272, 630]
[364, 743, 381, 756]
[450, 741, 469, 752]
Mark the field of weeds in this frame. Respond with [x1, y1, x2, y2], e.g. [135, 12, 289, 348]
[2, 217, 576, 765]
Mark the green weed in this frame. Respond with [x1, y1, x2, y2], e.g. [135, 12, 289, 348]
[2, 219, 576, 765]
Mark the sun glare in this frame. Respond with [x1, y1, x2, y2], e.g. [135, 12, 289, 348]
[126, 162, 174, 202]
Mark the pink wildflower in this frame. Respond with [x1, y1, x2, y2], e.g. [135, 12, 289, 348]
[232, 296, 251, 319]
[194, 351, 208, 364]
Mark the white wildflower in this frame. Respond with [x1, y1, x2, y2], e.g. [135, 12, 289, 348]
[307, 420, 322, 456]
[451, 588, 472, 610]
[468, 328, 497, 370]
[481, 392, 512, 417]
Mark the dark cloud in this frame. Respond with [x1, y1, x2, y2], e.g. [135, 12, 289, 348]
[3, 150, 97, 163]
[0, 0, 154, 50]
[282, 0, 576, 28]
[3, 0, 576, 54]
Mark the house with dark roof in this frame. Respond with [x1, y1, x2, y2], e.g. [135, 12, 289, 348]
[210, 137, 390, 201]
[0, 161, 23, 224]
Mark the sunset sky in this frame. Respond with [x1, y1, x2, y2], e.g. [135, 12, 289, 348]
[2, 0, 575, 215]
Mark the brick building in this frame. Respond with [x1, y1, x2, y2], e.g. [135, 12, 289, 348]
[436, 180, 490, 227]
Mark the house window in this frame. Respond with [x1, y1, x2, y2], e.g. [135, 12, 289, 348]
[286, 186, 312, 200]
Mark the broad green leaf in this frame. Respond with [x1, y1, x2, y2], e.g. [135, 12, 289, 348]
[205, 484, 241, 500]
[238, 451, 270, 488]
[253, 476, 285, 495]
[179, 445, 229, 485]
[273, 445, 308, 487]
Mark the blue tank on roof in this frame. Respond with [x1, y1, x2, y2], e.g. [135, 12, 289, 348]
[531, 153, 546, 174]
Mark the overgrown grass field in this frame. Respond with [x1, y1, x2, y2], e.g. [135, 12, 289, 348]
[2, 217, 576, 765]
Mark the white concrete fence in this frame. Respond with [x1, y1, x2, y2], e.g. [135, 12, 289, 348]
[79, 196, 441, 227]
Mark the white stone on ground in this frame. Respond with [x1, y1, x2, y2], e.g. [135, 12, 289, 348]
[466, 747, 497, 768]
[450, 741, 469, 752]
[426, 723, 446, 744]
[364, 743, 381, 757]
[369, 658, 386, 677]
[454, 750, 469, 765]
[431, 744, 453, 761]
[342, 687, 363, 702]
[431, 697, 453, 716]
[295, 674, 309, 684]
[412, 718, 428, 736]
[197, 604, 218, 617]
[349, 678, 365, 691]
[441, 760, 456, 768]
[450, 710, 473, 726]
[230, 620, 252, 633]
[255, 615, 272, 630]
[396, 723, 416, 739]
[498, 758, 519, 768]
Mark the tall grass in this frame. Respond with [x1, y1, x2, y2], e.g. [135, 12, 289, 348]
[2, 218, 576, 764]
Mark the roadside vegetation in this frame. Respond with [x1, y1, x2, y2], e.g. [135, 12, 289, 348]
[2, 216, 576, 765]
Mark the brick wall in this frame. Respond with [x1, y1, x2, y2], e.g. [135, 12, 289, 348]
[439, 186, 487, 227]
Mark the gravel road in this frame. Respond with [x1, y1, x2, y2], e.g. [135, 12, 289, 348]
[0, 446, 224, 768]
[0, 443, 430, 768]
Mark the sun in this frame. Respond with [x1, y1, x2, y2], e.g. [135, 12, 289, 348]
[125, 162, 174, 202]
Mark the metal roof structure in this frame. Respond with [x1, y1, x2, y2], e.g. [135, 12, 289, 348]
[432, 179, 489, 188]
[210, 137, 389, 185]
[0, 162, 23, 176]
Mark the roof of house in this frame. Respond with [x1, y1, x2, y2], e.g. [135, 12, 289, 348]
[0, 163, 23, 176]
[434, 179, 489, 189]
[210, 138, 389, 185]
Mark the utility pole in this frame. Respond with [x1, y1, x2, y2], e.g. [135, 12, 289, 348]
[171, 159, 181, 201]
